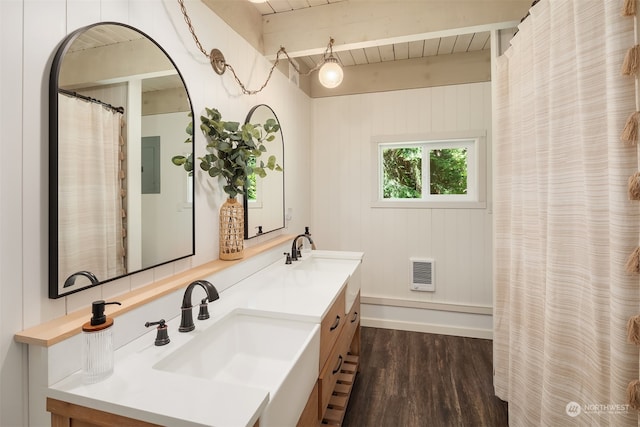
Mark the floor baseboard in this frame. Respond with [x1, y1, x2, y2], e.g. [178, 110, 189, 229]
[361, 316, 493, 339]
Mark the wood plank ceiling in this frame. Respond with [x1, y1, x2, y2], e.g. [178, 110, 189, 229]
[203, 0, 533, 96]
[249, 0, 503, 72]
[66, 25, 183, 93]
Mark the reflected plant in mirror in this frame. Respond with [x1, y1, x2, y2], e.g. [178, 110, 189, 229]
[49, 22, 195, 298]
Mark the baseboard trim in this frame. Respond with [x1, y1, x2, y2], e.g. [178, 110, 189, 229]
[362, 316, 493, 340]
[361, 296, 492, 315]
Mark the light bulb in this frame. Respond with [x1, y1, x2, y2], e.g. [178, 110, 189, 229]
[318, 56, 343, 89]
[248, 0, 267, 3]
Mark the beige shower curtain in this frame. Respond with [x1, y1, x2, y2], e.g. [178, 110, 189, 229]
[58, 93, 126, 284]
[494, 1, 640, 425]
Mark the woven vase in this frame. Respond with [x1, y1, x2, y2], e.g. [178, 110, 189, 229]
[219, 197, 244, 260]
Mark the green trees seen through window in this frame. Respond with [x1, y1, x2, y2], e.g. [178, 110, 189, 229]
[429, 148, 467, 195]
[247, 157, 257, 201]
[383, 147, 422, 198]
[382, 146, 467, 198]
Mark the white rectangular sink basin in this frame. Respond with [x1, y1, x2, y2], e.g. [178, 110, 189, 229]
[154, 309, 319, 427]
[292, 251, 364, 313]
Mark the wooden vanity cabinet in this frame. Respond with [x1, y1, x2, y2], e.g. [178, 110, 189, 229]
[319, 292, 360, 425]
[47, 397, 261, 427]
[297, 290, 361, 427]
[296, 383, 320, 427]
[47, 397, 162, 427]
[48, 290, 360, 427]
[319, 289, 346, 370]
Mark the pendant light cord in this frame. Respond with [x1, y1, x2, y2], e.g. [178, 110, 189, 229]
[177, 0, 336, 95]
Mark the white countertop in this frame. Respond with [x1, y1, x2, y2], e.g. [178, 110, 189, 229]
[48, 250, 363, 427]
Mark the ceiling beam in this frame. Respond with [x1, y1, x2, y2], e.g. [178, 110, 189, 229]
[262, 0, 531, 57]
[309, 49, 491, 97]
[201, 0, 265, 53]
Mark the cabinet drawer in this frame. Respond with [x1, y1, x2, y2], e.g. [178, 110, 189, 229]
[343, 292, 360, 350]
[319, 288, 346, 370]
[318, 315, 352, 416]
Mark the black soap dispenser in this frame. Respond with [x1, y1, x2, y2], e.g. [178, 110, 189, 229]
[81, 300, 121, 384]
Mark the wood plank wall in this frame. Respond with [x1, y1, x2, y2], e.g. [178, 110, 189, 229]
[1, 1, 312, 425]
[310, 82, 493, 309]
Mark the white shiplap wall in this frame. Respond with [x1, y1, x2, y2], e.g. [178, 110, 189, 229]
[310, 83, 493, 336]
[2, 1, 494, 424]
[0, 1, 312, 425]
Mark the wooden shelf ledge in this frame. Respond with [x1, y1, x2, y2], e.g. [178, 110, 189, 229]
[15, 234, 293, 347]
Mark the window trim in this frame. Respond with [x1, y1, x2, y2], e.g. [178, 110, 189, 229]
[371, 130, 487, 209]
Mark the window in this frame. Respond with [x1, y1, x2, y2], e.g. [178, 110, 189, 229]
[372, 132, 486, 208]
[246, 156, 263, 207]
[246, 157, 258, 202]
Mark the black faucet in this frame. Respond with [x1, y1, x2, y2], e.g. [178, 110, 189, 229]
[290, 233, 316, 261]
[179, 280, 219, 332]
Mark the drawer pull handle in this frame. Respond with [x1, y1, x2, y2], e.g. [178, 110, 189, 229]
[351, 311, 359, 323]
[332, 355, 343, 374]
[330, 315, 341, 331]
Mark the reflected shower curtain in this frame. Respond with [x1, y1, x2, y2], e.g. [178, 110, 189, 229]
[58, 94, 125, 284]
[494, 1, 640, 425]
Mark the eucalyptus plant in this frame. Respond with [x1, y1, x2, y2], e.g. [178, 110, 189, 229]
[172, 107, 282, 199]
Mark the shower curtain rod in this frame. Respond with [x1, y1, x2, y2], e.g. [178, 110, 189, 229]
[514, 0, 541, 35]
[58, 88, 125, 114]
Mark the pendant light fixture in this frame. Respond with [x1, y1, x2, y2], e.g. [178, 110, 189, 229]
[317, 39, 344, 89]
[178, 0, 343, 94]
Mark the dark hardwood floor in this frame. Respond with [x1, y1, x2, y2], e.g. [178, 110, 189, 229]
[342, 327, 508, 427]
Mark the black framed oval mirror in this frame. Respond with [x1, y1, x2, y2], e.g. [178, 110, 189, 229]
[243, 105, 285, 239]
[49, 22, 195, 298]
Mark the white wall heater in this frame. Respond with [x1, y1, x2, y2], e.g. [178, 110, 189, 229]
[410, 258, 435, 292]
